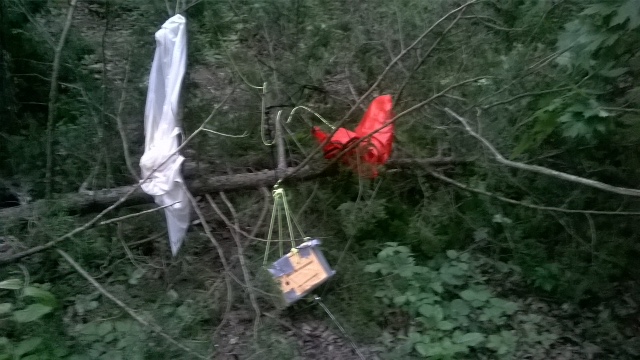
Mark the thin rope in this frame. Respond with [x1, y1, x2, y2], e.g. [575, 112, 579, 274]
[285, 105, 335, 130]
[263, 186, 305, 264]
[278, 199, 283, 257]
[314, 296, 366, 360]
[263, 194, 278, 265]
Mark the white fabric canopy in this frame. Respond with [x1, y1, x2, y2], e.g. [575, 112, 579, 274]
[139, 14, 190, 256]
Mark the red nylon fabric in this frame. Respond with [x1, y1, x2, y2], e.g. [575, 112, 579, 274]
[311, 95, 394, 178]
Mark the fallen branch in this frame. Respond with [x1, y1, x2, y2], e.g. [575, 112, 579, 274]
[0, 157, 459, 224]
[445, 108, 640, 198]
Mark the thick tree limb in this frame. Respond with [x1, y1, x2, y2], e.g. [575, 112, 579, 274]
[0, 157, 459, 223]
[445, 108, 640, 197]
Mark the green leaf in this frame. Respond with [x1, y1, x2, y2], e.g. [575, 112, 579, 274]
[437, 320, 455, 330]
[393, 295, 407, 306]
[0, 279, 22, 290]
[611, 0, 640, 29]
[446, 250, 458, 259]
[415, 342, 430, 356]
[581, 4, 616, 16]
[97, 321, 113, 336]
[418, 304, 443, 321]
[459, 289, 477, 301]
[12, 304, 52, 323]
[457, 332, 486, 347]
[450, 299, 471, 316]
[14, 337, 42, 357]
[600, 67, 628, 77]
[128, 268, 146, 285]
[23, 286, 56, 307]
[0, 303, 12, 315]
[489, 298, 519, 315]
[364, 263, 384, 273]
[429, 282, 444, 294]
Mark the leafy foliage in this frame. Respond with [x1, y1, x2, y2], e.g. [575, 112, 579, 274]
[366, 244, 561, 359]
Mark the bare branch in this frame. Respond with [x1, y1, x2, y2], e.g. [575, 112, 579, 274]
[45, 0, 79, 198]
[426, 169, 640, 216]
[183, 187, 233, 340]
[445, 108, 640, 197]
[396, 7, 467, 102]
[99, 202, 179, 226]
[209, 193, 261, 337]
[114, 49, 140, 181]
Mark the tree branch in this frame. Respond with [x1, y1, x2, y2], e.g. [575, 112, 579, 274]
[426, 169, 640, 215]
[445, 108, 640, 197]
[46, 0, 79, 198]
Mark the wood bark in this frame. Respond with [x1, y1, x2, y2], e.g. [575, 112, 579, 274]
[0, 158, 459, 222]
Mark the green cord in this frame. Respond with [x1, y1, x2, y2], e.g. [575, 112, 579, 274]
[262, 185, 308, 265]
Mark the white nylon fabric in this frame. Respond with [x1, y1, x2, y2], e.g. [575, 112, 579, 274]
[139, 14, 190, 256]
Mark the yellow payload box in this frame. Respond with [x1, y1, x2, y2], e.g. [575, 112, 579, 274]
[267, 239, 335, 305]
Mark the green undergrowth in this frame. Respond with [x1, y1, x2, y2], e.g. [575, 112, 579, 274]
[363, 242, 640, 359]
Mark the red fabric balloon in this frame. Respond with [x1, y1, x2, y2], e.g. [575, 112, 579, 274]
[355, 95, 394, 165]
[311, 126, 358, 162]
[311, 95, 395, 178]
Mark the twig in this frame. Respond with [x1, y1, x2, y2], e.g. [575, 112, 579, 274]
[56, 249, 208, 359]
[445, 108, 640, 197]
[482, 85, 573, 110]
[209, 193, 261, 338]
[126, 231, 167, 247]
[99, 202, 179, 226]
[114, 49, 139, 181]
[341, 1, 477, 124]
[252, 188, 272, 238]
[100, 0, 114, 188]
[183, 188, 233, 339]
[426, 169, 640, 216]
[45, 0, 79, 198]
[0, 90, 234, 265]
[586, 214, 596, 265]
[396, 7, 467, 102]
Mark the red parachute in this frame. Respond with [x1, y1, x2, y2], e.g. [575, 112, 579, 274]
[311, 95, 394, 178]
